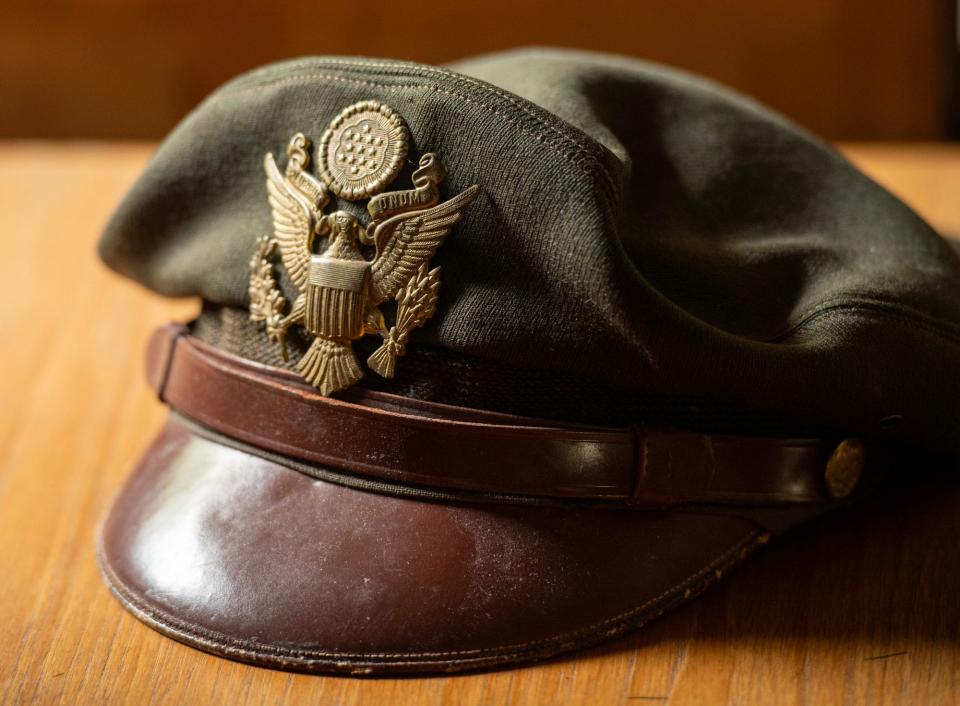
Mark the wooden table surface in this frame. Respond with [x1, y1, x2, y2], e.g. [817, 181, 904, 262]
[1, 142, 958, 706]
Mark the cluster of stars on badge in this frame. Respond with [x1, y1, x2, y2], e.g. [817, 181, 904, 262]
[318, 100, 408, 199]
[336, 122, 387, 177]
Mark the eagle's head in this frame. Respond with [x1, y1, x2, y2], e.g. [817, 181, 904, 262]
[318, 210, 360, 242]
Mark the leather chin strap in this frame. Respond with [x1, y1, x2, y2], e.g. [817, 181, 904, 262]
[146, 323, 844, 507]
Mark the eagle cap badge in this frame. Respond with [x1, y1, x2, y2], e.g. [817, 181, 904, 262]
[248, 101, 480, 395]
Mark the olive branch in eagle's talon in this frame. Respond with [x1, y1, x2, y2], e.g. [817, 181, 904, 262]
[367, 264, 441, 379]
[248, 235, 290, 360]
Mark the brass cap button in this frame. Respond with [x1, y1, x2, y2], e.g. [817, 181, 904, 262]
[825, 437, 865, 499]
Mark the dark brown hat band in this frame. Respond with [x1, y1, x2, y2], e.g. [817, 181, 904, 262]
[147, 324, 844, 507]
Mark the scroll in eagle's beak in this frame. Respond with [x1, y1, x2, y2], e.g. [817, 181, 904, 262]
[309, 216, 331, 250]
[359, 222, 376, 247]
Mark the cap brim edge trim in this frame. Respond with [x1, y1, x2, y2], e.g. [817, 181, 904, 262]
[96, 526, 765, 675]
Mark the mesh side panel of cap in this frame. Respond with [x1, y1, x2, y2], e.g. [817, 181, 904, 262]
[191, 305, 826, 435]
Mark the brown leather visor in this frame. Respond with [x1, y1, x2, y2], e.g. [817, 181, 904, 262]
[97, 325, 848, 674]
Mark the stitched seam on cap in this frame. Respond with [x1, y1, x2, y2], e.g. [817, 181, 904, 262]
[768, 297, 960, 345]
[219, 74, 602, 178]
[218, 73, 614, 204]
[223, 57, 617, 191]
[270, 58, 594, 155]
[307, 59, 604, 162]
[97, 527, 761, 661]
[313, 59, 618, 194]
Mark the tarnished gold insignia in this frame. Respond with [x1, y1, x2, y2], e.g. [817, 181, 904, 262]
[249, 101, 480, 395]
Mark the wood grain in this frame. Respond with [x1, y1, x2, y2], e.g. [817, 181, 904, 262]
[0, 142, 959, 705]
[0, 0, 953, 141]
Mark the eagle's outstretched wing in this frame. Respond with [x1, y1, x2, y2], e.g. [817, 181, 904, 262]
[369, 185, 479, 304]
[264, 153, 314, 292]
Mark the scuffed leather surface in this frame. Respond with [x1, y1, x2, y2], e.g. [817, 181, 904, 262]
[99, 417, 763, 673]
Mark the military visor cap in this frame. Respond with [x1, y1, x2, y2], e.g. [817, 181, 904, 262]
[97, 48, 960, 674]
